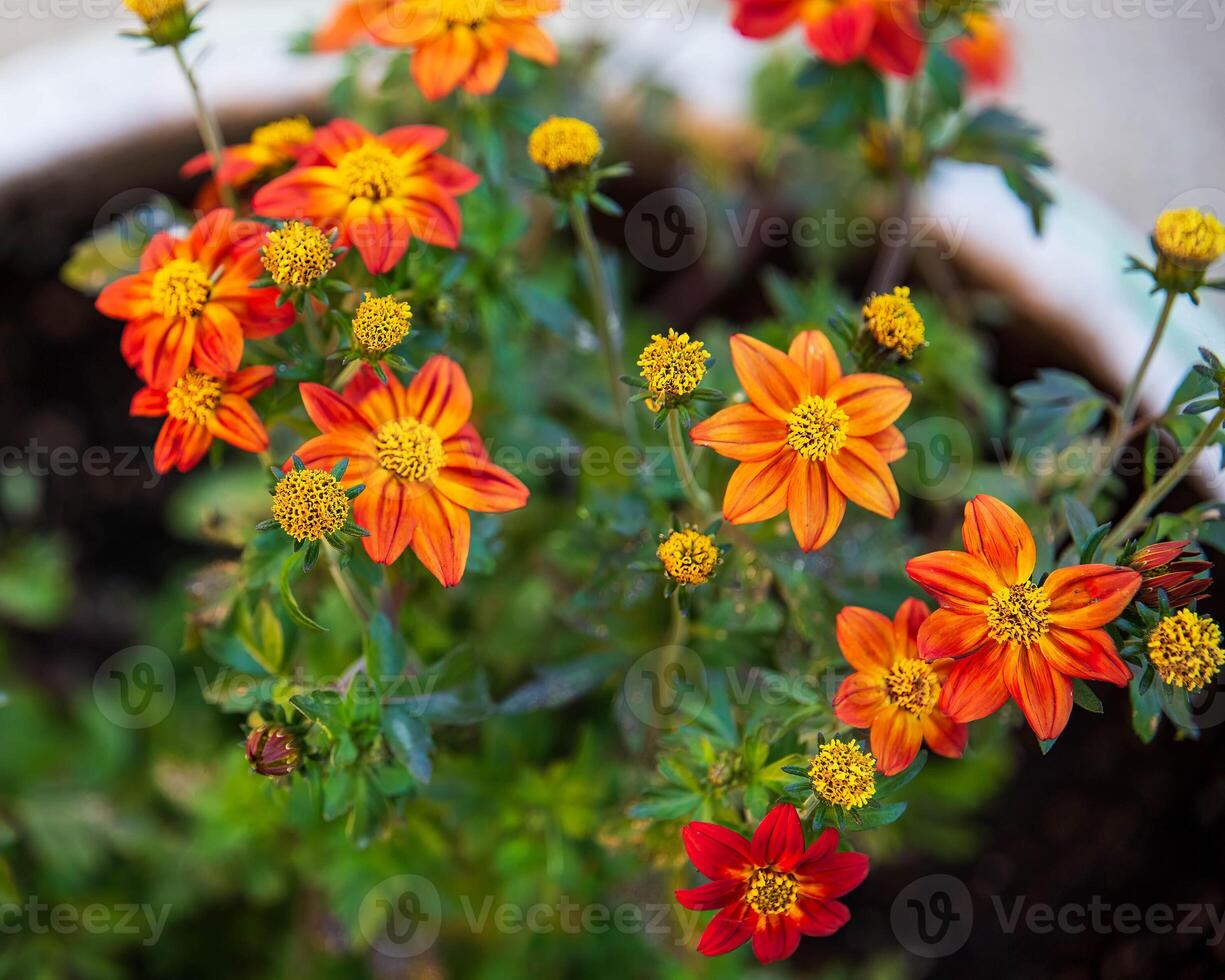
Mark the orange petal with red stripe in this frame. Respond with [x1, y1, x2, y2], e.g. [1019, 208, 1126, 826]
[96, 273, 151, 320]
[835, 605, 896, 673]
[827, 373, 911, 436]
[195, 304, 244, 378]
[300, 382, 372, 435]
[787, 461, 845, 552]
[209, 395, 269, 453]
[788, 330, 841, 396]
[961, 494, 1035, 587]
[689, 403, 788, 462]
[407, 355, 473, 440]
[1003, 643, 1072, 740]
[355, 470, 418, 566]
[224, 366, 276, 400]
[825, 437, 899, 517]
[916, 608, 991, 661]
[920, 710, 968, 760]
[938, 640, 1010, 723]
[435, 458, 529, 513]
[892, 597, 929, 657]
[407, 488, 471, 587]
[867, 425, 907, 463]
[142, 316, 195, 390]
[412, 27, 480, 100]
[291, 431, 378, 481]
[722, 450, 796, 524]
[834, 672, 886, 728]
[906, 550, 994, 613]
[1038, 627, 1130, 686]
[1043, 564, 1140, 629]
[870, 705, 923, 775]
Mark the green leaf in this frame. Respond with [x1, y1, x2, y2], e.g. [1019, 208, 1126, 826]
[364, 611, 406, 688]
[322, 767, 357, 821]
[497, 652, 622, 715]
[290, 691, 344, 735]
[949, 107, 1053, 233]
[252, 599, 285, 674]
[381, 703, 434, 784]
[875, 750, 927, 799]
[1071, 679, 1104, 714]
[1130, 674, 1162, 743]
[628, 792, 702, 821]
[279, 552, 327, 633]
[1062, 496, 1099, 552]
[840, 802, 906, 830]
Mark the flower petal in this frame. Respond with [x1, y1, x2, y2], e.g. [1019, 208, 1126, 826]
[752, 913, 801, 964]
[825, 438, 900, 518]
[223, 365, 276, 399]
[938, 640, 1011, 723]
[1003, 643, 1073, 741]
[142, 316, 194, 390]
[961, 494, 1036, 587]
[154, 417, 211, 474]
[355, 470, 418, 566]
[906, 550, 996, 613]
[434, 457, 529, 513]
[696, 903, 755, 957]
[834, 672, 886, 728]
[916, 608, 992, 661]
[689, 403, 788, 462]
[290, 431, 378, 482]
[299, 382, 372, 434]
[722, 451, 797, 525]
[411, 26, 480, 101]
[406, 488, 471, 587]
[788, 329, 841, 396]
[1043, 565, 1141, 629]
[729, 333, 808, 421]
[130, 387, 166, 418]
[864, 0, 926, 77]
[794, 896, 851, 937]
[682, 821, 753, 881]
[870, 704, 923, 776]
[827, 373, 911, 436]
[407, 355, 473, 440]
[804, 1, 875, 63]
[892, 597, 930, 657]
[208, 394, 269, 453]
[1038, 627, 1131, 686]
[194, 303, 244, 378]
[835, 605, 896, 673]
[796, 850, 869, 899]
[787, 461, 846, 552]
[920, 710, 969, 760]
[675, 879, 745, 911]
[750, 803, 804, 872]
[868, 424, 907, 463]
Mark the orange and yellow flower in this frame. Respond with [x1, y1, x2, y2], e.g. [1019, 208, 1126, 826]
[253, 119, 479, 275]
[131, 365, 275, 474]
[948, 12, 1009, 89]
[689, 331, 910, 552]
[181, 116, 316, 206]
[731, 0, 924, 78]
[288, 358, 529, 586]
[834, 598, 968, 775]
[906, 495, 1141, 741]
[312, 0, 560, 101]
[96, 209, 293, 390]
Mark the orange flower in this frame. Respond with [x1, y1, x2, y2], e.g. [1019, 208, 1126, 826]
[906, 495, 1141, 741]
[689, 331, 910, 551]
[948, 13, 1009, 89]
[253, 120, 479, 275]
[96, 209, 293, 390]
[181, 116, 316, 205]
[288, 358, 529, 586]
[834, 598, 968, 775]
[132, 365, 275, 474]
[731, 0, 924, 78]
[312, 0, 559, 101]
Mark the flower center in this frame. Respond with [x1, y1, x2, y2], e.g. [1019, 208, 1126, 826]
[745, 869, 798, 916]
[656, 528, 720, 586]
[637, 329, 710, 404]
[375, 418, 445, 482]
[352, 293, 413, 353]
[337, 143, 408, 201]
[1147, 609, 1224, 693]
[527, 117, 603, 172]
[251, 116, 314, 150]
[439, 0, 494, 24]
[271, 468, 351, 542]
[807, 738, 877, 810]
[1154, 207, 1225, 267]
[150, 258, 212, 319]
[862, 286, 925, 359]
[985, 582, 1051, 646]
[165, 367, 223, 425]
[884, 658, 940, 717]
[786, 395, 850, 462]
[262, 221, 336, 288]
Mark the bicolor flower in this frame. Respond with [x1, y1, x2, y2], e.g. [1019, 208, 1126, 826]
[834, 598, 968, 774]
[253, 119, 479, 275]
[676, 803, 868, 964]
[288, 358, 529, 586]
[96, 209, 293, 390]
[181, 116, 316, 205]
[131, 365, 275, 474]
[731, 0, 924, 78]
[689, 331, 910, 552]
[906, 495, 1141, 741]
[948, 13, 1009, 89]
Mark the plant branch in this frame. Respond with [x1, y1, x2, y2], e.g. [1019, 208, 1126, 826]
[171, 44, 237, 211]
[666, 410, 714, 519]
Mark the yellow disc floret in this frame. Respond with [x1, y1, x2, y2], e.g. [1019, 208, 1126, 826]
[150, 258, 212, 319]
[352, 293, 413, 353]
[1147, 609, 1224, 692]
[438, 0, 495, 24]
[884, 658, 941, 717]
[637, 329, 710, 404]
[251, 116, 314, 150]
[124, 0, 184, 23]
[985, 582, 1050, 646]
[786, 395, 850, 462]
[657, 528, 720, 586]
[863, 286, 926, 358]
[528, 117, 602, 172]
[337, 143, 407, 201]
[375, 418, 445, 482]
[1154, 208, 1225, 268]
[807, 738, 877, 809]
[165, 367, 222, 425]
[272, 468, 350, 542]
[745, 869, 798, 916]
[262, 221, 335, 288]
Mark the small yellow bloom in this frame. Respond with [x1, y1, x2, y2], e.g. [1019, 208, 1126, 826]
[807, 738, 876, 809]
[251, 116, 314, 150]
[637, 329, 710, 404]
[272, 468, 350, 542]
[863, 286, 925, 359]
[124, 0, 183, 22]
[1154, 208, 1225, 269]
[351, 293, 412, 354]
[528, 117, 602, 172]
[657, 528, 720, 586]
[1147, 609, 1224, 692]
[166, 368, 222, 426]
[262, 221, 336, 288]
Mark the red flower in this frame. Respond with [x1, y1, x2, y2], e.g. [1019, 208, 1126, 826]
[288, 358, 528, 586]
[1127, 540, 1212, 610]
[253, 119, 479, 275]
[132, 365, 275, 474]
[949, 13, 1009, 89]
[96, 209, 293, 390]
[906, 495, 1141, 740]
[834, 598, 968, 775]
[676, 803, 868, 964]
[731, 0, 924, 78]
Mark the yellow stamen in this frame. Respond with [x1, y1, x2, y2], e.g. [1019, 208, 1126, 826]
[352, 293, 413, 354]
[884, 658, 940, 717]
[150, 258, 212, 319]
[807, 738, 876, 809]
[375, 418, 445, 482]
[262, 221, 335, 288]
[251, 116, 314, 150]
[528, 117, 602, 172]
[1154, 208, 1225, 268]
[271, 468, 350, 542]
[337, 143, 407, 201]
[656, 528, 720, 586]
[165, 368, 222, 425]
[786, 395, 849, 462]
[862, 285, 925, 359]
[745, 869, 798, 916]
[637, 329, 710, 404]
[439, 0, 494, 24]
[985, 582, 1050, 646]
[1147, 609, 1224, 692]
[124, 0, 183, 23]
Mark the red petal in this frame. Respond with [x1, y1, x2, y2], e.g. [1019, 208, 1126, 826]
[962, 494, 1036, 587]
[836, 605, 896, 673]
[751, 913, 801, 964]
[1004, 643, 1073, 741]
[796, 850, 869, 899]
[1043, 565, 1140, 629]
[729, 333, 807, 421]
[916, 608, 991, 661]
[804, 2, 874, 63]
[696, 903, 755, 956]
[795, 896, 851, 937]
[864, 0, 925, 78]
[689, 403, 788, 462]
[681, 821, 753, 881]
[906, 550, 995, 613]
[751, 803, 804, 872]
[938, 640, 1010, 723]
[675, 878, 745, 911]
[1038, 627, 1131, 686]
[870, 705, 923, 776]
[407, 355, 473, 440]
[732, 0, 800, 38]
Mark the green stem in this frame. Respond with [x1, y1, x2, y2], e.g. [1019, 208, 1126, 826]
[327, 544, 369, 623]
[1102, 405, 1225, 551]
[666, 410, 714, 519]
[568, 199, 635, 442]
[666, 587, 689, 648]
[171, 44, 238, 211]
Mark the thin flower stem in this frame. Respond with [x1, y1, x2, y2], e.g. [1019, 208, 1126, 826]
[327, 543, 370, 623]
[171, 44, 237, 211]
[666, 410, 714, 519]
[1102, 405, 1225, 551]
[568, 199, 636, 442]
[666, 587, 689, 648]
